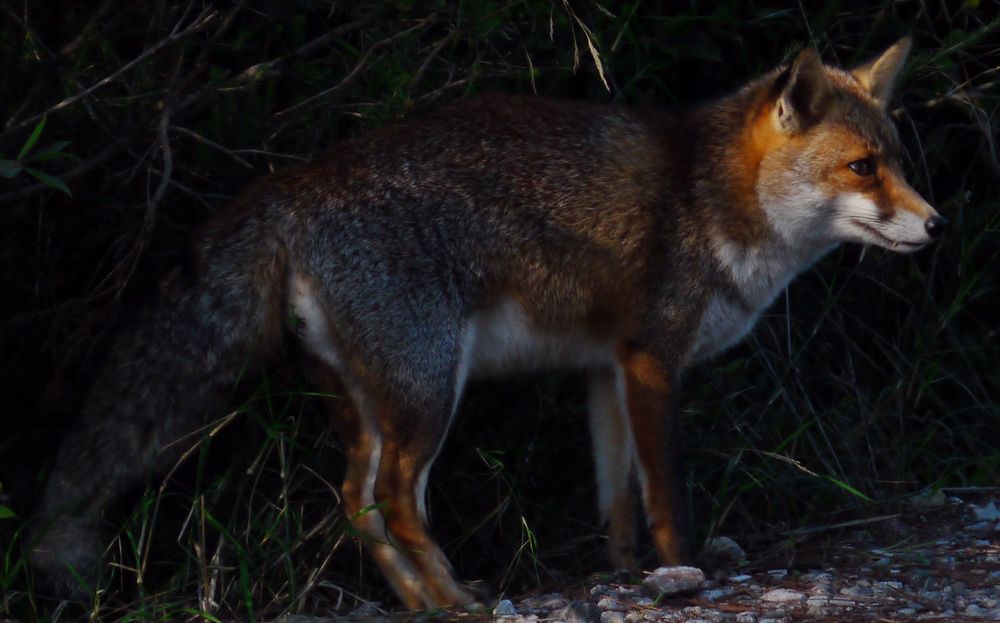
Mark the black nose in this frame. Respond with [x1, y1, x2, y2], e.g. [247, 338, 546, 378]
[925, 215, 948, 238]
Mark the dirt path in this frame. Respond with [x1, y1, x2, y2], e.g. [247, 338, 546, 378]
[483, 493, 1000, 623]
[278, 493, 1000, 622]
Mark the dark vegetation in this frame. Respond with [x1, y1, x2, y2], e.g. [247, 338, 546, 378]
[1, 0, 997, 620]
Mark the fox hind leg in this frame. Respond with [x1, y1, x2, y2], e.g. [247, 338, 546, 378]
[294, 283, 473, 607]
[302, 355, 439, 609]
[303, 356, 475, 609]
[373, 412, 478, 608]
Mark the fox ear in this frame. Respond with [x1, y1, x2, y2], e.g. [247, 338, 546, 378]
[775, 47, 833, 133]
[852, 37, 911, 106]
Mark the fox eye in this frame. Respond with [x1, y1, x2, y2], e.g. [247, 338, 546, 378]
[848, 158, 876, 176]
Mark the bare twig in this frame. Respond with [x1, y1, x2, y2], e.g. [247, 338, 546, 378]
[785, 514, 903, 537]
[0, 7, 217, 140]
[231, 148, 309, 162]
[232, 10, 378, 85]
[149, 104, 175, 214]
[58, 0, 116, 58]
[274, 17, 437, 118]
[170, 125, 254, 169]
[409, 30, 457, 96]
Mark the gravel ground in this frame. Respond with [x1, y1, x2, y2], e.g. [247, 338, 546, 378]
[281, 493, 1000, 622]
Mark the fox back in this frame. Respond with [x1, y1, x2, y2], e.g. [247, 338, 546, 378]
[31, 39, 943, 610]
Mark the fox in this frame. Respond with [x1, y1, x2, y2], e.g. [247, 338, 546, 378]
[30, 38, 944, 610]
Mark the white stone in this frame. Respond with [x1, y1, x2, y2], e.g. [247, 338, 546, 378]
[973, 501, 1000, 522]
[601, 612, 626, 623]
[761, 588, 805, 603]
[494, 599, 517, 617]
[701, 587, 734, 601]
[597, 597, 626, 612]
[641, 566, 706, 596]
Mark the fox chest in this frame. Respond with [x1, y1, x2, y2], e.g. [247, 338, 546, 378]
[688, 293, 765, 364]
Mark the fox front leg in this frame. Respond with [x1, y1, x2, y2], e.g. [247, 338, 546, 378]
[615, 346, 686, 565]
[588, 368, 638, 570]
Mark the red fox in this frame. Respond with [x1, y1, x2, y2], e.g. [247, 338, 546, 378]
[31, 38, 943, 609]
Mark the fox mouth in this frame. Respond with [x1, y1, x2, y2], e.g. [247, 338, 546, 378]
[850, 219, 926, 250]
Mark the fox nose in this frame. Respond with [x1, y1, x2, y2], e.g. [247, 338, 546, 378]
[925, 215, 948, 239]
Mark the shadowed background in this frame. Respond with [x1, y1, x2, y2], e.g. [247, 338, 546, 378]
[0, 0, 997, 619]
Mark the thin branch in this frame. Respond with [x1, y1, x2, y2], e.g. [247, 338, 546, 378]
[408, 30, 457, 96]
[0, 7, 217, 140]
[273, 17, 437, 118]
[231, 10, 378, 85]
[231, 148, 308, 162]
[58, 0, 116, 58]
[784, 514, 903, 537]
[150, 105, 175, 214]
[170, 125, 254, 169]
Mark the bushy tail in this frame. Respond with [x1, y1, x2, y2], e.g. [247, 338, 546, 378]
[31, 222, 288, 599]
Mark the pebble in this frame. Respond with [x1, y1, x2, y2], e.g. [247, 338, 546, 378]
[601, 612, 626, 623]
[494, 599, 517, 617]
[760, 588, 804, 603]
[556, 600, 602, 623]
[641, 566, 706, 596]
[540, 595, 569, 610]
[703, 536, 747, 564]
[597, 597, 626, 611]
[973, 501, 1000, 522]
[700, 587, 734, 601]
[735, 613, 756, 623]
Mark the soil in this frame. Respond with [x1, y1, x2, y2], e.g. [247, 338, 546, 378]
[290, 491, 1000, 622]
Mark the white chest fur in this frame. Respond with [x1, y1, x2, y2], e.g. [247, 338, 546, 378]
[689, 236, 835, 364]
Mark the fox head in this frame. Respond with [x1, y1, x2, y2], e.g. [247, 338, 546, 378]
[750, 38, 946, 253]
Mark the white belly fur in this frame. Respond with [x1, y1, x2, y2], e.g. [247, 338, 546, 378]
[461, 297, 617, 382]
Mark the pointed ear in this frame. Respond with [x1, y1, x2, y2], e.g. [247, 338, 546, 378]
[852, 37, 911, 106]
[775, 48, 833, 133]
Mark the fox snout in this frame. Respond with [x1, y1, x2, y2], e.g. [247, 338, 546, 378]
[836, 174, 946, 253]
[887, 178, 947, 250]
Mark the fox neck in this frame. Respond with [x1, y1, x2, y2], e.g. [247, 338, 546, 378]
[685, 78, 840, 362]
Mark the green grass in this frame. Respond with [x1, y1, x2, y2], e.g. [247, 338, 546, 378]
[1, 0, 998, 619]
